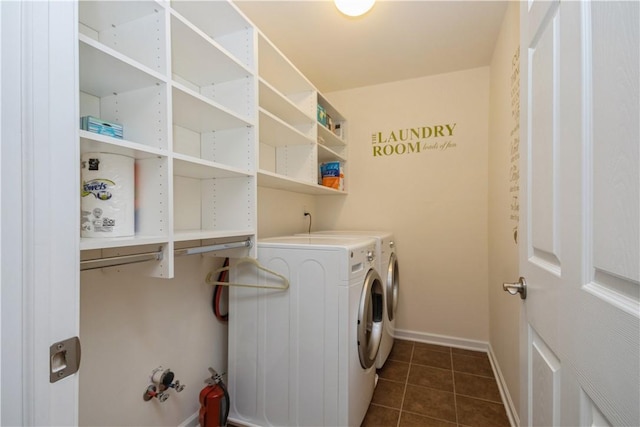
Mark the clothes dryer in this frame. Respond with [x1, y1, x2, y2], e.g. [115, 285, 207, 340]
[227, 236, 384, 427]
[298, 230, 399, 368]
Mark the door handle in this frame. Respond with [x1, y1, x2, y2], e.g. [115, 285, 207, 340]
[503, 277, 527, 300]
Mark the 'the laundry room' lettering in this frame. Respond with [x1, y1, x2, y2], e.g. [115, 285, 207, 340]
[371, 123, 458, 157]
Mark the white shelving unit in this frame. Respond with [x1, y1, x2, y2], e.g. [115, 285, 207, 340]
[255, 33, 349, 195]
[77, 0, 348, 277]
[317, 93, 348, 191]
[78, 0, 257, 278]
[317, 95, 348, 160]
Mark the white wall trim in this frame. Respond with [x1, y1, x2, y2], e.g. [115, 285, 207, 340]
[178, 411, 199, 427]
[179, 410, 262, 427]
[487, 344, 521, 427]
[182, 412, 262, 427]
[394, 328, 489, 352]
[395, 328, 519, 427]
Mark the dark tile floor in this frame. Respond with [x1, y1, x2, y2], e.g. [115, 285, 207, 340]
[361, 339, 511, 427]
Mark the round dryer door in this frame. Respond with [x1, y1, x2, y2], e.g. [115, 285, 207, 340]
[386, 252, 399, 321]
[358, 269, 384, 369]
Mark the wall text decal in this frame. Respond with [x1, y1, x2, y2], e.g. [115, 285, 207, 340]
[510, 46, 520, 243]
[371, 123, 457, 157]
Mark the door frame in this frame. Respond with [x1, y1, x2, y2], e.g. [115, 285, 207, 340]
[1, 1, 79, 425]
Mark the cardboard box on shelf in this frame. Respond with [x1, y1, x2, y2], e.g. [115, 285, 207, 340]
[317, 104, 327, 127]
[81, 116, 123, 139]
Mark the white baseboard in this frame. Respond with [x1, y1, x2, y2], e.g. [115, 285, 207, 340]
[178, 411, 199, 427]
[487, 344, 520, 427]
[394, 328, 519, 427]
[394, 328, 489, 352]
[181, 412, 257, 427]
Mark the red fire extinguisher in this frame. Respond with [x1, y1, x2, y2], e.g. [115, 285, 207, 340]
[199, 367, 230, 427]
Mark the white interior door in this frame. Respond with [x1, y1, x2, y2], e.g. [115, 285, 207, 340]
[519, 0, 639, 426]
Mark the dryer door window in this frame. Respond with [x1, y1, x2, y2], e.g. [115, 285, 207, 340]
[357, 269, 384, 369]
[386, 252, 399, 321]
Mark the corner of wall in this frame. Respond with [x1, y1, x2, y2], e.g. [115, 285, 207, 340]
[487, 0, 522, 421]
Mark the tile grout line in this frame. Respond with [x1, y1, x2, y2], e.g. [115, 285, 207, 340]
[455, 393, 505, 405]
[395, 342, 414, 427]
[451, 349, 459, 427]
[400, 408, 462, 425]
[453, 370, 496, 379]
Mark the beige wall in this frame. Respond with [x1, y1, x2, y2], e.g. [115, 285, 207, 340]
[257, 187, 317, 238]
[315, 68, 491, 342]
[488, 0, 521, 418]
[79, 255, 228, 426]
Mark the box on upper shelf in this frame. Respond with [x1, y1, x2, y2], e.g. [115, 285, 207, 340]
[81, 116, 123, 139]
[333, 122, 343, 139]
[317, 104, 327, 127]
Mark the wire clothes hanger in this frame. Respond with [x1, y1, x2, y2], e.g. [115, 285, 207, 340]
[206, 257, 290, 290]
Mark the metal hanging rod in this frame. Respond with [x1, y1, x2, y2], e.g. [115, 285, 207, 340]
[174, 237, 253, 257]
[80, 238, 253, 271]
[80, 249, 164, 271]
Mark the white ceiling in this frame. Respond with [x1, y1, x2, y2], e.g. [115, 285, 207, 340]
[234, 0, 509, 93]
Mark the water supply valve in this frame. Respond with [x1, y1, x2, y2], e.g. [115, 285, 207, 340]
[143, 366, 185, 402]
[143, 384, 169, 402]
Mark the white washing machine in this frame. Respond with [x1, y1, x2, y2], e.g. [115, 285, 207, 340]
[227, 236, 384, 427]
[298, 230, 399, 368]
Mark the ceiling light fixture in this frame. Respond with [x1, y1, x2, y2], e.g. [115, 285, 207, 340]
[334, 0, 375, 17]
